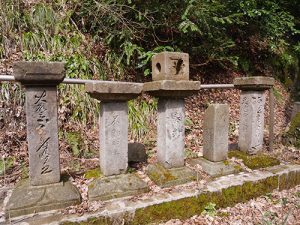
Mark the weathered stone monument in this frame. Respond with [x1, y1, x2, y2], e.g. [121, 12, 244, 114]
[292, 102, 300, 119]
[203, 104, 229, 162]
[6, 62, 81, 218]
[86, 81, 149, 201]
[188, 104, 239, 177]
[144, 52, 200, 186]
[234, 76, 274, 154]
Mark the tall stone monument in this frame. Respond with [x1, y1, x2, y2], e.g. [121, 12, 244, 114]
[86, 81, 149, 201]
[6, 62, 81, 218]
[234, 76, 274, 154]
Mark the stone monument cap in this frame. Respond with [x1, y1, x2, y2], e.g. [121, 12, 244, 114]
[86, 81, 143, 101]
[234, 76, 274, 90]
[143, 80, 200, 98]
[152, 52, 189, 81]
[13, 61, 65, 86]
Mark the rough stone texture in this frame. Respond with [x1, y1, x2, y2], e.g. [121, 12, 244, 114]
[128, 142, 147, 163]
[13, 61, 65, 85]
[292, 102, 300, 118]
[238, 91, 266, 154]
[146, 163, 196, 188]
[3, 164, 300, 225]
[187, 157, 240, 177]
[152, 52, 189, 81]
[234, 76, 274, 90]
[99, 102, 128, 176]
[85, 81, 143, 101]
[157, 99, 185, 168]
[203, 104, 229, 162]
[25, 86, 61, 186]
[143, 80, 200, 98]
[88, 173, 149, 201]
[6, 179, 81, 218]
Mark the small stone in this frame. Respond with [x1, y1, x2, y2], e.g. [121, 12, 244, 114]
[203, 104, 229, 162]
[292, 102, 300, 119]
[128, 142, 147, 163]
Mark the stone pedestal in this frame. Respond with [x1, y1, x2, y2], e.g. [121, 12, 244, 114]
[144, 52, 200, 170]
[203, 104, 229, 162]
[234, 76, 274, 154]
[6, 62, 81, 217]
[86, 81, 143, 176]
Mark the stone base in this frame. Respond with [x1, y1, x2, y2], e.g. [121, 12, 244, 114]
[88, 173, 149, 201]
[6, 179, 81, 218]
[146, 163, 196, 188]
[187, 157, 241, 177]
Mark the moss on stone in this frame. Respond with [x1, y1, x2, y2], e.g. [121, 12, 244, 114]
[147, 163, 176, 186]
[228, 150, 280, 170]
[283, 112, 300, 148]
[84, 168, 102, 179]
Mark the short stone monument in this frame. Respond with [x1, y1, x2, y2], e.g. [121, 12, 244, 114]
[6, 62, 81, 218]
[144, 52, 200, 186]
[86, 81, 149, 200]
[234, 76, 274, 154]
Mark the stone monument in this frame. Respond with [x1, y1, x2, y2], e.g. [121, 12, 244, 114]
[234, 76, 274, 154]
[86, 81, 149, 201]
[6, 62, 81, 218]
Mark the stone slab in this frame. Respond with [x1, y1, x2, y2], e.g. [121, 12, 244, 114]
[187, 157, 241, 177]
[203, 104, 229, 162]
[99, 102, 128, 176]
[238, 91, 266, 154]
[143, 80, 200, 98]
[86, 81, 143, 101]
[13, 61, 65, 86]
[88, 173, 149, 201]
[157, 99, 185, 168]
[292, 102, 300, 118]
[146, 163, 196, 188]
[234, 76, 274, 90]
[152, 52, 189, 81]
[5, 179, 81, 218]
[26, 86, 61, 186]
[128, 142, 147, 163]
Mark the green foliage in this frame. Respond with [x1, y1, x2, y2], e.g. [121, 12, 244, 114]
[0, 157, 15, 176]
[201, 202, 217, 216]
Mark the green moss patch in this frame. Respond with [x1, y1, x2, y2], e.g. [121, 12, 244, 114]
[146, 163, 177, 186]
[228, 150, 280, 170]
[283, 112, 300, 148]
[84, 168, 103, 179]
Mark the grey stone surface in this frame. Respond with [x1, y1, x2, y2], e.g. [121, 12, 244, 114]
[86, 81, 143, 101]
[292, 102, 300, 118]
[238, 91, 266, 154]
[203, 104, 229, 162]
[143, 80, 200, 98]
[157, 99, 185, 168]
[234, 76, 274, 90]
[99, 102, 128, 176]
[26, 86, 61, 186]
[146, 163, 196, 188]
[13, 61, 65, 86]
[152, 52, 189, 81]
[187, 157, 240, 177]
[6, 179, 81, 218]
[88, 173, 149, 201]
[128, 142, 147, 163]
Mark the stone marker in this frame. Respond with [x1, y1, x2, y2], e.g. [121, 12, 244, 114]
[6, 62, 81, 218]
[144, 52, 201, 169]
[14, 61, 65, 186]
[86, 81, 143, 176]
[203, 104, 229, 162]
[234, 76, 274, 154]
[292, 102, 300, 119]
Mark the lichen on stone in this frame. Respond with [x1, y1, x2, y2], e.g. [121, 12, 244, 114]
[84, 168, 102, 179]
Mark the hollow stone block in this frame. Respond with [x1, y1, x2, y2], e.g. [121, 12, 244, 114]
[100, 102, 128, 176]
[157, 99, 185, 168]
[203, 104, 229, 162]
[238, 91, 266, 154]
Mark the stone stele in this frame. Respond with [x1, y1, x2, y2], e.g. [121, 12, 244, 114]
[203, 104, 229, 162]
[14, 62, 65, 186]
[86, 81, 143, 176]
[234, 76, 274, 154]
[152, 52, 189, 81]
